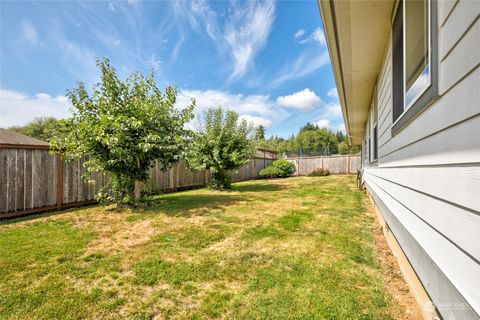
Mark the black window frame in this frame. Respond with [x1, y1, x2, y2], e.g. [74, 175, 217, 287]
[391, 0, 438, 136]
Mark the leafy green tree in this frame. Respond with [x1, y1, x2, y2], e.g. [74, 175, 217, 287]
[51, 58, 194, 205]
[187, 107, 255, 190]
[335, 130, 346, 143]
[338, 140, 360, 154]
[255, 125, 266, 140]
[297, 129, 338, 155]
[9, 117, 68, 142]
[299, 122, 319, 132]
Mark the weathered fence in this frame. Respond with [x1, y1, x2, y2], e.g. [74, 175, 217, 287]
[284, 154, 361, 175]
[0, 146, 277, 219]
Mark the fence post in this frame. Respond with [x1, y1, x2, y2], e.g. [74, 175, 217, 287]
[321, 156, 324, 169]
[56, 154, 63, 210]
[173, 164, 178, 191]
[347, 155, 350, 174]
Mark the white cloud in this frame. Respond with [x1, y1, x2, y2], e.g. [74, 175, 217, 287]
[21, 20, 38, 45]
[276, 88, 323, 111]
[310, 27, 326, 46]
[327, 87, 338, 99]
[316, 119, 345, 133]
[294, 29, 305, 39]
[177, 89, 274, 116]
[239, 114, 272, 128]
[173, 0, 275, 82]
[174, 88, 294, 131]
[296, 27, 326, 46]
[324, 102, 343, 118]
[0, 89, 71, 128]
[271, 49, 330, 87]
[316, 119, 330, 129]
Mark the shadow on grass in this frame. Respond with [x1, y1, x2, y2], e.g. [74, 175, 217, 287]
[144, 192, 248, 218]
[1, 181, 287, 224]
[0, 205, 98, 226]
[143, 181, 287, 218]
[231, 182, 286, 193]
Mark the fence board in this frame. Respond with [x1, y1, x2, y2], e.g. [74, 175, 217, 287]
[284, 154, 361, 176]
[0, 150, 7, 212]
[24, 150, 33, 210]
[15, 149, 25, 212]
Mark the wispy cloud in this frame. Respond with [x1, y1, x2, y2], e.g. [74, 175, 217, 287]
[0, 89, 71, 127]
[56, 36, 98, 85]
[295, 27, 326, 46]
[270, 49, 330, 87]
[172, 0, 275, 83]
[21, 20, 38, 45]
[294, 29, 305, 39]
[224, 0, 275, 82]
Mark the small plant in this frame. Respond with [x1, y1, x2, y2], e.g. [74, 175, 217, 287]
[260, 159, 296, 178]
[308, 168, 330, 176]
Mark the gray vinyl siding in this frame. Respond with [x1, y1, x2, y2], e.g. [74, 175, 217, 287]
[362, 1, 480, 319]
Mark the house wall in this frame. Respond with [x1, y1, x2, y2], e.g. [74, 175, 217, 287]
[362, 1, 480, 319]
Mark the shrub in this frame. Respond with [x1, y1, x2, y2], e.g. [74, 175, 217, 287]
[260, 159, 296, 178]
[308, 168, 330, 177]
[259, 166, 285, 178]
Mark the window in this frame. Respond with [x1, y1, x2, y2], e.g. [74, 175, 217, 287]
[392, 0, 438, 134]
[404, 0, 430, 108]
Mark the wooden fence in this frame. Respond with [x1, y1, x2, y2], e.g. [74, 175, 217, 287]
[0, 146, 277, 219]
[284, 154, 361, 176]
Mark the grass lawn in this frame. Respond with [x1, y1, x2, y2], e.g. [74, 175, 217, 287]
[0, 176, 418, 319]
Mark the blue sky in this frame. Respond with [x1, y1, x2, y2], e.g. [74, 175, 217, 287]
[0, 0, 342, 138]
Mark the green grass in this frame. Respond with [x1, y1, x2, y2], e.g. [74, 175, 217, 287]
[0, 176, 406, 319]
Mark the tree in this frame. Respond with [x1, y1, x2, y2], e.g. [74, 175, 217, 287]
[297, 129, 338, 155]
[338, 140, 360, 154]
[9, 117, 67, 142]
[51, 58, 195, 205]
[255, 125, 265, 140]
[187, 107, 255, 190]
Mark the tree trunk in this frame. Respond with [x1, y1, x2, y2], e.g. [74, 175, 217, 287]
[134, 180, 141, 201]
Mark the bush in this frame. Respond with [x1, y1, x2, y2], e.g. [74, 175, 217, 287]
[259, 166, 285, 178]
[260, 159, 296, 178]
[308, 168, 330, 177]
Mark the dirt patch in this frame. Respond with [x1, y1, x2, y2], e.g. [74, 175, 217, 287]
[366, 199, 423, 320]
[85, 218, 158, 254]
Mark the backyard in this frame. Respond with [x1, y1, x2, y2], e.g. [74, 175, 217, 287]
[0, 176, 420, 319]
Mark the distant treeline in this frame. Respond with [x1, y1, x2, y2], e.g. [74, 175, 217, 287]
[254, 123, 359, 156]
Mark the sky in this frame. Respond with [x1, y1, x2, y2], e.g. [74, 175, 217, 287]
[0, 0, 343, 138]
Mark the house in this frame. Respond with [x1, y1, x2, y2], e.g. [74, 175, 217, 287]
[317, 1, 480, 319]
[0, 128, 50, 149]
